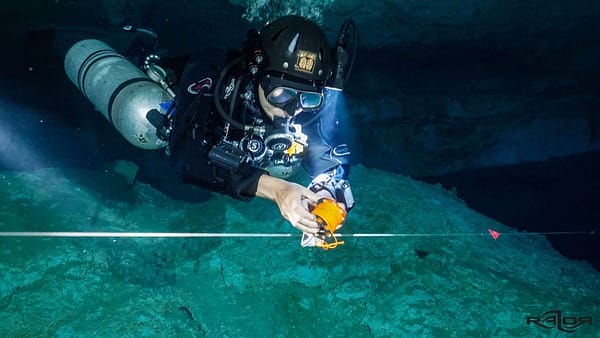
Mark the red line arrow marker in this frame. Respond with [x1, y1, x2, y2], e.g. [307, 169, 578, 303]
[488, 229, 501, 240]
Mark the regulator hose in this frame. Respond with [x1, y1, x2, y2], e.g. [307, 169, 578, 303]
[213, 57, 251, 131]
[334, 18, 357, 89]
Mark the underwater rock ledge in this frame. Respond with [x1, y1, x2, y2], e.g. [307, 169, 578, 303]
[0, 165, 597, 336]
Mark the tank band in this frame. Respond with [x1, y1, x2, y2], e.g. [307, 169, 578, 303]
[77, 49, 118, 95]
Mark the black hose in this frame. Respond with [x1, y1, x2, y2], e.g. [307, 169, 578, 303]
[122, 25, 159, 51]
[302, 19, 358, 127]
[228, 75, 244, 122]
[339, 19, 357, 89]
[213, 57, 249, 131]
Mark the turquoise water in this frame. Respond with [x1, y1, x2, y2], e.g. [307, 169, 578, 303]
[1, 165, 598, 336]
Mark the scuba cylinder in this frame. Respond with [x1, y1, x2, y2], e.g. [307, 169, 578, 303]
[64, 39, 172, 150]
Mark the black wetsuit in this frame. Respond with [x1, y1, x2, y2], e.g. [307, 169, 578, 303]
[166, 52, 351, 201]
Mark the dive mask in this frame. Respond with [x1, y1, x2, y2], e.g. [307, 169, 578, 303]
[261, 72, 324, 114]
[266, 87, 323, 112]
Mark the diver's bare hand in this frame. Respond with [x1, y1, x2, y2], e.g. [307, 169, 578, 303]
[256, 175, 321, 233]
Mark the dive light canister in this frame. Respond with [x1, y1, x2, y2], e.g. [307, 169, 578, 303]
[64, 39, 169, 150]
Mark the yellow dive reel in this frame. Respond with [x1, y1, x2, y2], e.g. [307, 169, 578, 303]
[311, 198, 347, 250]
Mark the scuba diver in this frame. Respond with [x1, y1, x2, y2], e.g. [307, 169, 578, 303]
[64, 15, 357, 248]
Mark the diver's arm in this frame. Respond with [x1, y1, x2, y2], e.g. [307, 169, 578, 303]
[256, 174, 321, 234]
[302, 141, 354, 214]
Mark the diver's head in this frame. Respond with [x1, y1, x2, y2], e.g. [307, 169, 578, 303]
[256, 15, 332, 119]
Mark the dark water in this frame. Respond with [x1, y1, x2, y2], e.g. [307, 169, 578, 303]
[419, 150, 600, 271]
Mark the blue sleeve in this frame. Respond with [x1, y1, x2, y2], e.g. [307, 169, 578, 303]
[302, 88, 351, 179]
